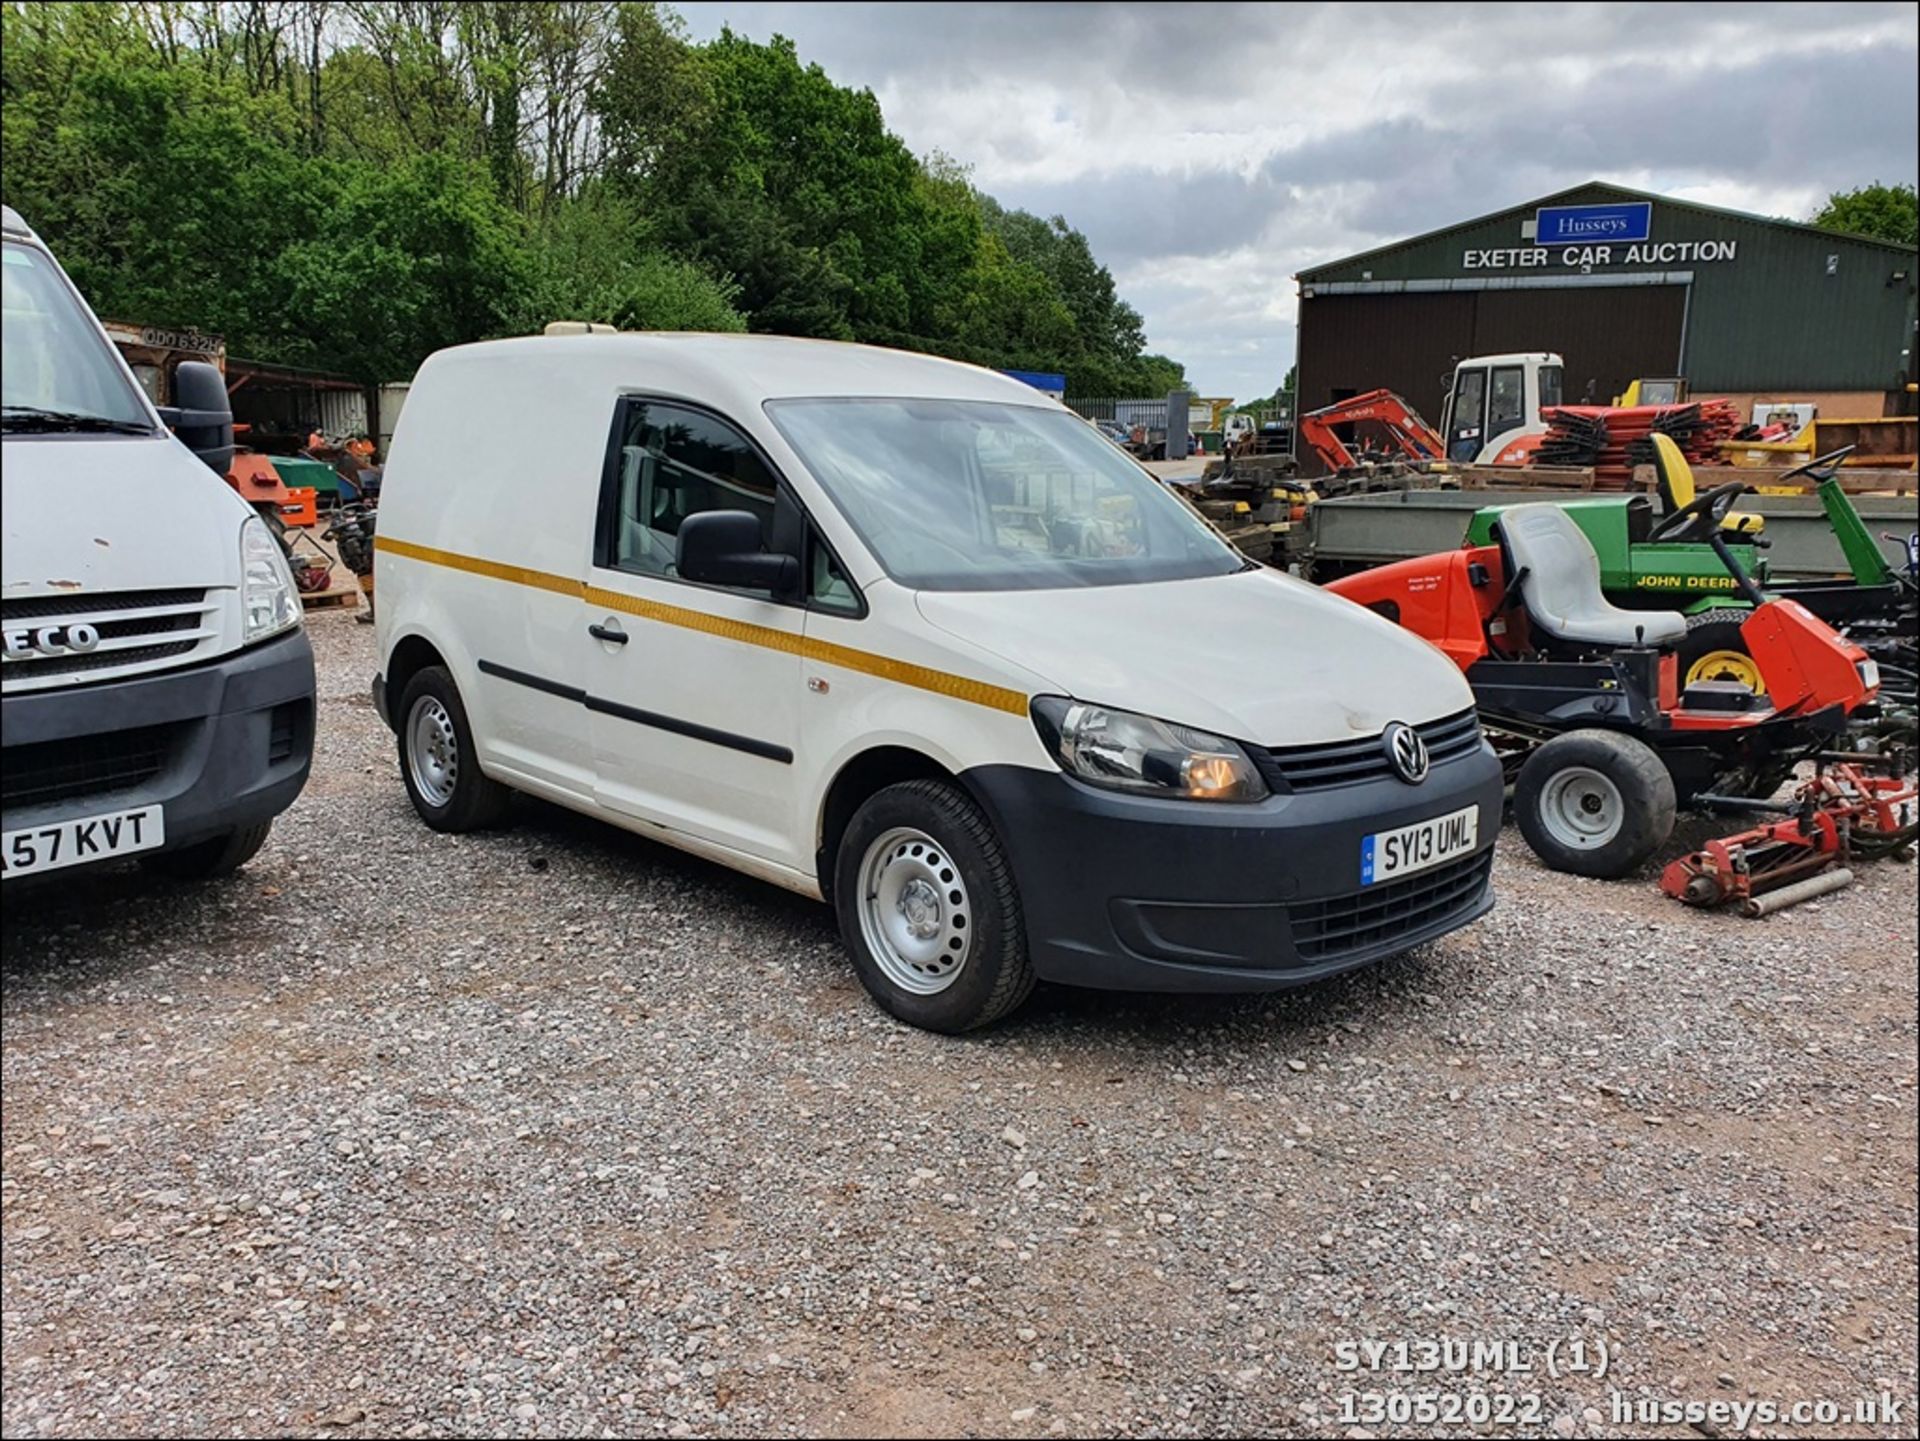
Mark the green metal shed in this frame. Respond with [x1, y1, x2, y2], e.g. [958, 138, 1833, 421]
[1292, 181, 1918, 443]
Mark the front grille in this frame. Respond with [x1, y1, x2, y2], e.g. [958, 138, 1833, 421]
[1289, 849, 1493, 961]
[1256, 709, 1483, 793]
[2, 588, 205, 620]
[1, 723, 185, 810]
[1, 589, 213, 681]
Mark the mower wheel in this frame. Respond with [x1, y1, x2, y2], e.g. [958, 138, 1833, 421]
[1514, 729, 1675, 879]
[1677, 611, 1763, 695]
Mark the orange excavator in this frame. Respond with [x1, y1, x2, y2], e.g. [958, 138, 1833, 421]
[1295, 389, 1446, 474]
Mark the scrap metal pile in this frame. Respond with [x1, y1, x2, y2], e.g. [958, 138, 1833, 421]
[1534, 399, 1742, 487]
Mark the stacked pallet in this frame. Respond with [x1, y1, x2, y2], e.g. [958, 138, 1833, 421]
[1535, 399, 1741, 488]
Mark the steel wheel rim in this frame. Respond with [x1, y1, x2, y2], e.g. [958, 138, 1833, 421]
[1538, 766, 1624, 849]
[407, 695, 460, 808]
[1686, 648, 1767, 695]
[857, 826, 972, 996]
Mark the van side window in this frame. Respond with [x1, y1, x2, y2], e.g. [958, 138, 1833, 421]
[609, 401, 776, 579]
[808, 528, 860, 614]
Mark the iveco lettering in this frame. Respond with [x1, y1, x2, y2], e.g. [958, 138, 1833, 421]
[371, 330, 1503, 1031]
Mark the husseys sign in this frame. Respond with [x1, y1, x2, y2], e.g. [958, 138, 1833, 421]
[1462, 201, 1738, 271]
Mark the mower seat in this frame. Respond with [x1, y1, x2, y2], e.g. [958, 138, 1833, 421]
[1500, 504, 1690, 648]
[1651, 433, 1765, 534]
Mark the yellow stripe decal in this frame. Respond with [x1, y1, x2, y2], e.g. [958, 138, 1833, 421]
[376, 535, 1028, 715]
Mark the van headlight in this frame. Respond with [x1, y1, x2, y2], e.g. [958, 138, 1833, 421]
[241, 516, 302, 642]
[1030, 697, 1268, 802]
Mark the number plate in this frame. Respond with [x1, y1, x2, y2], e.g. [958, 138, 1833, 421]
[2, 805, 165, 879]
[1361, 806, 1478, 885]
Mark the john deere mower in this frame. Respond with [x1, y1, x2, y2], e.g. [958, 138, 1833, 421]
[1456, 441, 1916, 703]
[1325, 499, 1887, 878]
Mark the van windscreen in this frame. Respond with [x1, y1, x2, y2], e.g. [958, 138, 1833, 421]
[2, 240, 152, 434]
[767, 398, 1245, 592]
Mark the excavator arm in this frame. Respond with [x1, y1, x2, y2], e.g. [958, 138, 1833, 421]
[1297, 389, 1446, 473]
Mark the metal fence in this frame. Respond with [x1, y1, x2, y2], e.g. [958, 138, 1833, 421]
[1243, 397, 1295, 428]
[1065, 397, 1170, 431]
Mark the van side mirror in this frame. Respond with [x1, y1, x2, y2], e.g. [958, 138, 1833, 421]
[678, 510, 798, 596]
[160, 361, 235, 477]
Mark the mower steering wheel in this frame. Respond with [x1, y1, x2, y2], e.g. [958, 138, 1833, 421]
[1774, 444, 1856, 488]
[1650, 478, 1750, 543]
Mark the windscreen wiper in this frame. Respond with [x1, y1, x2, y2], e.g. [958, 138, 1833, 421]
[0, 405, 154, 435]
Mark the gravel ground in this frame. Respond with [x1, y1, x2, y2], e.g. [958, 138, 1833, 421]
[4, 610, 1916, 1439]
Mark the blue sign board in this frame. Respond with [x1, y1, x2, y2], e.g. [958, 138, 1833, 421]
[1001, 368, 1067, 396]
[1534, 201, 1652, 246]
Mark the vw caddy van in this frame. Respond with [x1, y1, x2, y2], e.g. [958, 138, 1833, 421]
[2, 206, 315, 884]
[372, 333, 1501, 1031]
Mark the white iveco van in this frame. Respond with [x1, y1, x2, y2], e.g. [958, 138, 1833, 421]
[2, 206, 315, 883]
[373, 332, 1501, 1031]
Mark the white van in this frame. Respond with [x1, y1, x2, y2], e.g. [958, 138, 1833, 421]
[373, 333, 1501, 1031]
[2, 206, 315, 883]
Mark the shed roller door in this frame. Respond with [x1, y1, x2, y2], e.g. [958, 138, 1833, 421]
[1471, 285, 1687, 405]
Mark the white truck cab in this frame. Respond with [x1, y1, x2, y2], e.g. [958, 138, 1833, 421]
[373, 332, 1502, 1031]
[1438, 351, 1564, 465]
[2, 206, 315, 883]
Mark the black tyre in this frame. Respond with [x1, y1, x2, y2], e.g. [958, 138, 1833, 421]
[1514, 729, 1676, 879]
[833, 778, 1035, 1033]
[1675, 610, 1764, 695]
[141, 820, 272, 880]
[396, 665, 513, 832]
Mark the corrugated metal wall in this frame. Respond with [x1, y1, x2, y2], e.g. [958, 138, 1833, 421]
[318, 388, 368, 438]
[377, 383, 411, 451]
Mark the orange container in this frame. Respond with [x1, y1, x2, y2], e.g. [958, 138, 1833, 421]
[278, 487, 318, 528]
[225, 455, 317, 527]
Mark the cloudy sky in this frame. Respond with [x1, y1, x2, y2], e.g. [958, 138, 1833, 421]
[675, 1, 1918, 399]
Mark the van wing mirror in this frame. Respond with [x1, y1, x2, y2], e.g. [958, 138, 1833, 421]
[677, 510, 798, 596]
[160, 361, 235, 477]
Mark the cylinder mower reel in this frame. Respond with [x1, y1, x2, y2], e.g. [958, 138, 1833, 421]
[1660, 762, 1918, 914]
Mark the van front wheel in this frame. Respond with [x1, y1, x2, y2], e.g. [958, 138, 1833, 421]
[142, 821, 271, 880]
[834, 779, 1034, 1033]
[397, 666, 512, 832]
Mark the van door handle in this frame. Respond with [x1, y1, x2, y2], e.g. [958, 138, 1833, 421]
[588, 623, 629, 646]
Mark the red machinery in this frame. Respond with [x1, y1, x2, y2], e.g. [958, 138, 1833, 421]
[1661, 762, 1917, 914]
[1296, 389, 1446, 474]
[227, 452, 318, 528]
[1324, 496, 1885, 878]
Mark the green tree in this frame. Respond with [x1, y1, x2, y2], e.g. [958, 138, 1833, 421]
[1, 3, 1187, 389]
[276, 151, 532, 378]
[1809, 183, 1918, 247]
[514, 187, 745, 334]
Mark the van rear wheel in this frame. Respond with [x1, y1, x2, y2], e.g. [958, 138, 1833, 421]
[834, 779, 1034, 1033]
[397, 665, 512, 832]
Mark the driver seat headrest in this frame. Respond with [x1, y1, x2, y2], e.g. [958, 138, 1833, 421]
[1649, 432, 1766, 535]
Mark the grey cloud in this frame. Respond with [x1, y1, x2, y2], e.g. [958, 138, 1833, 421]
[673, 1, 1917, 398]
[992, 168, 1295, 267]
